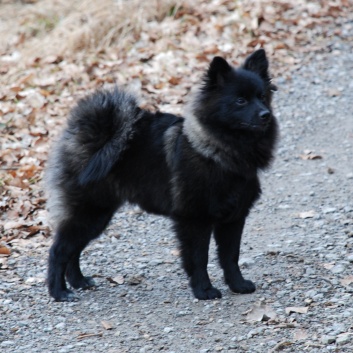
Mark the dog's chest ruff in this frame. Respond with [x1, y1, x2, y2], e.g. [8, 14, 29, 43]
[182, 113, 237, 171]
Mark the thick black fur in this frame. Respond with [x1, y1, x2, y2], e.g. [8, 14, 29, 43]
[46, 49, 278, 301]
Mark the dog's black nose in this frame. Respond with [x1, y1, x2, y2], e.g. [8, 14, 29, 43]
[259, 110, 271, 121]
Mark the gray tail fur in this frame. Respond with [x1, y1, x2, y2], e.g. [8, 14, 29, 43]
[66, 88, 141, 186]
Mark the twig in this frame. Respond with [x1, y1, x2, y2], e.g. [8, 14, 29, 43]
[77, 332, 103, 340]
[269, 341, 292, 352]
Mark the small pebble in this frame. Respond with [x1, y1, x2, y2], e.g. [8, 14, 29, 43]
[331, 264, 346, 274]
[321, 336, 336, 344]
[55, 322, 66, 330]
[346, 254, 353, 262]
[336, 334, 351, 345]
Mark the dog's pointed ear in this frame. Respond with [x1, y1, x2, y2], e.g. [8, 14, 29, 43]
[243, 49, 269, 81]
[206, 56, 232, 86]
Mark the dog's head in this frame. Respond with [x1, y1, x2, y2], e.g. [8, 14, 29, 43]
[198, 49, 276, 133]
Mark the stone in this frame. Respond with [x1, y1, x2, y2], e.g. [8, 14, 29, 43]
[336, 334, 350, 345]
[1, 341, 15, 347]
[346, 254, 353, 262]
[331, 264, 346, 274]
[321, 336, 336, 344]
[55, 322, 66, 329]
[327, 323, 346, 335]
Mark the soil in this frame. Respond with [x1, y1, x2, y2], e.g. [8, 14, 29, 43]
[1, 39, 353, 352]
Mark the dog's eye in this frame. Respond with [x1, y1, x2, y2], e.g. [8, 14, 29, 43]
[236, 97, 247, 106]
[260, 94, 266, 101]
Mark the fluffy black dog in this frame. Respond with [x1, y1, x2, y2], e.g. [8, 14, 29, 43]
[46, 49, 278, 301]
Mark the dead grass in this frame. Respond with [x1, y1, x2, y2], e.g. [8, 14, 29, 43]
[0, 0, 180, 59]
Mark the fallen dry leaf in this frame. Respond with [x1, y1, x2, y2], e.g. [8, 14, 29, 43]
[3, 221, 23, 230]
[112, 275, 125, 285]
[323, 262, 335, 270]
[246, 302, 277, 322]
[298, 210, 316, 219]
[340, 276, 353, 286]
[171, 249, 180, 256]
[327, 88, 341, 97]
[106, 275, 125, 285]
[101, 321, 113, 330]
[168, 76, 182, 85]
[0, 257, 9, 269]
[0, 245, 11, 255]
[300, 150, 323, 160]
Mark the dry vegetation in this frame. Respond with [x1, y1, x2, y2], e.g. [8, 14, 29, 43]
[0, 0, 352, 245]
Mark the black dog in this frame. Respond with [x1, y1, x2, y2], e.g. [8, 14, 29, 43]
[46, 49, 278, 301]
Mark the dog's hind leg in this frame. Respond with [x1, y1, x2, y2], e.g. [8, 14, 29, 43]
[174, 219, 222, 300]
[214, 220, 256, 294]
[65, 249, 95, 290]
[48, 208, 116, 301]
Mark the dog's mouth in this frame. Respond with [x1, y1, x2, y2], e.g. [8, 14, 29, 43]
[239, 121, 270, 131]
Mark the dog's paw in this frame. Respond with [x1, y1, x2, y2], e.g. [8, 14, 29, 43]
[51, 288, 79, 302]
[193, 286, 222, 300]
[69, 276, 96, 290]
[229, 279, 256, 294]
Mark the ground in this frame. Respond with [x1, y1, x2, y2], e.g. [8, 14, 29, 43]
[1, 1, 353, 352]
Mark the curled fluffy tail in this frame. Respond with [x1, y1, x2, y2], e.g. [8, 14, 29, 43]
[66, 88, 142, 185]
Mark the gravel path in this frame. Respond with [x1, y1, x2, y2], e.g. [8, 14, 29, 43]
[1, 39, 353, 353]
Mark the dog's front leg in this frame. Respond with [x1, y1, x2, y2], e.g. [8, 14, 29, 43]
[214, 219, 256, 294]
[173, 219, 222, 300]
